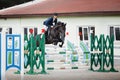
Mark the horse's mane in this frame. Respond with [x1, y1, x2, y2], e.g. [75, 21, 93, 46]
[53, 21, 66, 30]
[56, 21, 62, 25]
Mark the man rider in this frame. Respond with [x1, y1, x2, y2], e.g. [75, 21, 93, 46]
[43, 13, 58, 38]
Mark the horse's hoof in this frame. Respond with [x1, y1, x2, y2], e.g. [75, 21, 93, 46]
[59, 45, 62, 47]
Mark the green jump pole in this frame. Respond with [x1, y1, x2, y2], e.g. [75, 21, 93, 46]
[26, 32, 37, 74]
[39, 34, 47, 74]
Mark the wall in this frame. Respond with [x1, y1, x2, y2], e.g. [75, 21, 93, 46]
[0, 16, 120, 55]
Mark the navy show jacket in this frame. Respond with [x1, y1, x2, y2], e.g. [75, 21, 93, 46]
[43, 17, 57, 27]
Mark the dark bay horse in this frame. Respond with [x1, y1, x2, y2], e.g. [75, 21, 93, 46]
[45, 21, 66, 47]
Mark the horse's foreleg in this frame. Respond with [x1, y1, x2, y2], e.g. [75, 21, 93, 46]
[59, 41, 64, 47]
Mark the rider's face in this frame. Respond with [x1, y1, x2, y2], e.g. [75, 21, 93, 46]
[54, 16, 57, 19]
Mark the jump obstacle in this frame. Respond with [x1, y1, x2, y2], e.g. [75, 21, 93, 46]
[0, 28, 47, 80]
[0, 32, 119, 80]
[90, 34, 118, 72]
[24, 31, 46, 74]
[6, 34, 21, 74]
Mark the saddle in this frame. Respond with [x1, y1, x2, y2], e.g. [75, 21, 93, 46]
[45, 27, 59, 41]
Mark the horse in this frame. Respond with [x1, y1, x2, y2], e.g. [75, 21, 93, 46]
[45, 21, 66, 47]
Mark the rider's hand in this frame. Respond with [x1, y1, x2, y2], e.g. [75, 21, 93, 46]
[51, 26, 53, 28]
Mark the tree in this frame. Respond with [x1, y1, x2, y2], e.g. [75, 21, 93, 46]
[0, 0, 33, 9]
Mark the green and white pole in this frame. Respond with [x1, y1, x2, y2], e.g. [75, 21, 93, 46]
[39, 29, 47, 74]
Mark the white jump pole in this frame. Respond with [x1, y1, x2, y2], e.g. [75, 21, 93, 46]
[21, 28, 24, 80]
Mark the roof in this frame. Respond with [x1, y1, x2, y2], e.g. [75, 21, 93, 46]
[0, 0, 120, 18]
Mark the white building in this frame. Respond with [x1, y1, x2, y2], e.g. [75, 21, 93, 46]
[0, 0, 120, 55]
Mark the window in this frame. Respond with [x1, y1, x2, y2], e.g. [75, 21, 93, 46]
[84, 28, 88, 40]
[79, 26, 95, 41]
[24, 28, 28, 36]
[34, 28, 37, 37]
[0, 28, 2, 32]
[110, 27, 114, 38]
[90, 27, 95, 37]
[79, 27, 83, 40]
[24, 27, 38, 37]
[8, 28, 12, 34]
[110, 26, 120, 41]
[115, 28, 120, 40]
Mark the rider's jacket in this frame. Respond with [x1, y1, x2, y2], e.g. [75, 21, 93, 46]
[43, 17, 57, 27]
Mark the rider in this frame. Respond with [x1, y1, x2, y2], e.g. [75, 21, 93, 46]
[43, 13, 58, 38]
